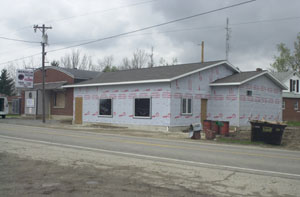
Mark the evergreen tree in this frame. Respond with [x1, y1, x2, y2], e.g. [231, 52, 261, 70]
[0, 69, 14, 96]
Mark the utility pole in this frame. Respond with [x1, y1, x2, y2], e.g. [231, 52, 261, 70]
[197, 41, 205, 63]
[225, 17, 231, 61]
[34, 24, 52, 123]
[149, 46, 154, 68]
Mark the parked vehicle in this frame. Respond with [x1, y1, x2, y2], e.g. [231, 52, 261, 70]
[0, 97, 8, 118]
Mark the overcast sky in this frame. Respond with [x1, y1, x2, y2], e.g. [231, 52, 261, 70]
[0, 0, 300, 72]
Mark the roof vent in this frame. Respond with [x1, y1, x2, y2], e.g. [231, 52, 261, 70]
[256, 68, 262, 71]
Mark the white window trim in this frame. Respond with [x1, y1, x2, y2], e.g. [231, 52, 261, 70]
[98, 98, 113, 118]
[282, 101, 285, 110]
[181, 97, 192, 115]
[133, 97, 152, 119]
[294, 101, 298, 110]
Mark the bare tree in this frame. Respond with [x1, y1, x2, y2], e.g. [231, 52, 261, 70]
[131, 49, 148, 69]
[97, 55, 115, 72]
[121, 57, 131, 70]
[158, 57, 178, 66]
[59, 49, 93, 70]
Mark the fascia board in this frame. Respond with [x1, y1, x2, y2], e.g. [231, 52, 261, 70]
[62, 79, 170, 88]
[210, 72, 288, 90]
[265, 72, 288, 90]
[210, 82, 241, 86]
[170, 61, 240, 82]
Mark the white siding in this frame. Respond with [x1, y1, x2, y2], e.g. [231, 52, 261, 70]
[282, 73, 300, 94]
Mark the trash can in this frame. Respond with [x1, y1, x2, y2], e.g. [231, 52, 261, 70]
[189, 123, 202, 140]
[220, 121, 229, 136]
[250, 120, 287, 145]
[203, 120, 211, 131]
[205, 129, 216, 140]
[211, 121, 220, 134]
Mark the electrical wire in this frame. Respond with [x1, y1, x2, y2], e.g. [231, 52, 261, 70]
[47, 0, 256, 53]
[0, 36, 40, 44]
[0, 0, 157, 37]
[0, 53, 41, 66]
[49, 14, 300, 47]
[44, 0, 157, 24]
[0, 0, 256, 66]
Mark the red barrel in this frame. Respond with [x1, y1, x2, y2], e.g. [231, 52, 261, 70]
[203, 120, 211, 131]
[211, 121, 219, 134]
[220, 121, 229, 136]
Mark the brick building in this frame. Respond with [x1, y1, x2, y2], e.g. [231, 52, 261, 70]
[273, 71, 300, 121]
[23, 66, 99, 120]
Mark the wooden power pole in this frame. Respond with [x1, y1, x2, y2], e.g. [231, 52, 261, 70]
[33, 24, 52, 123]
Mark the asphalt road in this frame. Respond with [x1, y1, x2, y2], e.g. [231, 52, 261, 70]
[0, 123, 300, 180]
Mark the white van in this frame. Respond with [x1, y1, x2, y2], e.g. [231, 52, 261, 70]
[0, 97, 8, 118]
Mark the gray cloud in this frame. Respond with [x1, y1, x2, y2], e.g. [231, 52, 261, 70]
[1, 0, 300, 71]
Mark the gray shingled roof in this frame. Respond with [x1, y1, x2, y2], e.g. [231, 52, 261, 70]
[211, 71, 265, 84]
[211, 70, 287, 90]
[75, 60, 228, 86]
[43, 66, 100, 79]
[271, 71, 294, 83]
[59, 67, 100, 79]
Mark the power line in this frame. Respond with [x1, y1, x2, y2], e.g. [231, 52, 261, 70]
[44, 0, 157, 24]
[0, 53, 41, 66]
[0, 0, 156, 37]
[0, 36, 40, 43]
[231, 16, 300, 26]
[47, 0, 256, 53]
[0, 0, 256, 66]
[49, 15, 300, 46]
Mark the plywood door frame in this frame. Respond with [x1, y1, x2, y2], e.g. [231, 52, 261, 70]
[75, 97, 83, 124]
[201, 99, 208, 124]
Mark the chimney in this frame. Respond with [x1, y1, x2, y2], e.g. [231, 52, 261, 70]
[256, 68, 262, 71]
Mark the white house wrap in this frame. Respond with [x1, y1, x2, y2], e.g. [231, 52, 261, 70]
[64, 60, 287, 130]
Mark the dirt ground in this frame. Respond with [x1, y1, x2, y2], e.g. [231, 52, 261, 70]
[0, 152, 208, 197]
[1, 137, 299, 197]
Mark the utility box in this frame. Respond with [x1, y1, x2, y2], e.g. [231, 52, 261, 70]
[0, 97, 8, 118]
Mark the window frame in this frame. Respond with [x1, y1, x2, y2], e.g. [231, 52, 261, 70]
[181, 97, 192, 115]
[98, 98, 113, 117]
[282, 101, 285, 110]
[133, 97, 152, 119]
[294, 101, 298, 110]
[246, 90, 252, 96]
[53, 91, 66, 108]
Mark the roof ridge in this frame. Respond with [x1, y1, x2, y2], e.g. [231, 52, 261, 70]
[104, 60, 225, 73]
